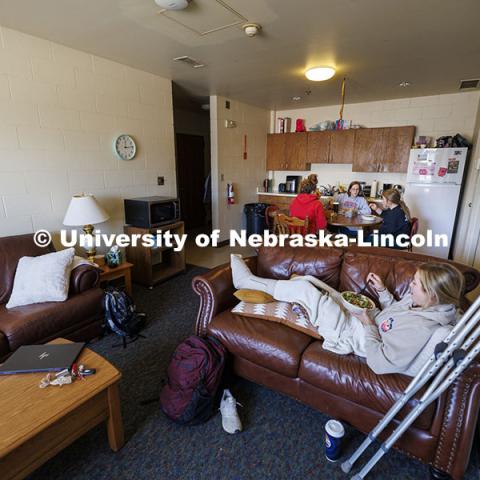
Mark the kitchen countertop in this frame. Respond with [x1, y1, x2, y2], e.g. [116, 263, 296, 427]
[257, 190, 383, 202]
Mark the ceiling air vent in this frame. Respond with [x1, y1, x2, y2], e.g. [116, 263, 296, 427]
[173, 56, 205, 68]
[459, 79, 479, 90]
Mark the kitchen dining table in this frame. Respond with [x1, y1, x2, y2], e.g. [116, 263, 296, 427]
[326, 211, 383, 229]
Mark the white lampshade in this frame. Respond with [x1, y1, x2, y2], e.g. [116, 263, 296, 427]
[63, 194, 110, 226]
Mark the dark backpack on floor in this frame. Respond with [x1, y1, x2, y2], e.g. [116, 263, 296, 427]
[103, 287, 146, 347]
[160, 335, 227, 425]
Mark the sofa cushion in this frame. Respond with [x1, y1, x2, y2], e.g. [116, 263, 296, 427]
[0, 331, 10, 358]
[0, 288, 103, 351]
[6, 248, 75, 309]
[339, 248, 480, 306]
[208, 309, 313, 378]
[231, 300, 322, 339]
[0, 234, 55, 304]
[299, 341, 435, 430]
[339, 251, 417, 304]
[256, 245, 343, 289]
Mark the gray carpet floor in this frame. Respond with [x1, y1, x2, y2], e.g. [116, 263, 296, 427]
[28, 266, 480, 480]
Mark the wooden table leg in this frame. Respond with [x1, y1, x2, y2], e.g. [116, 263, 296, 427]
[107, 383, 124, 451]
[124, 269, 132, 297]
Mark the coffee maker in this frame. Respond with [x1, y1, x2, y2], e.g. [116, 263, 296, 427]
[285, 175, 302, 193]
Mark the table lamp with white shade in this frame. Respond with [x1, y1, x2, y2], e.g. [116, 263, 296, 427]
[63, 194, 110, 261]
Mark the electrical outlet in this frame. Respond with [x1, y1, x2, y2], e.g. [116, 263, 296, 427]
[157, 176, 165, 185]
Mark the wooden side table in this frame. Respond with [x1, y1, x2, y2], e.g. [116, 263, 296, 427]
[99, 262, 133, 296]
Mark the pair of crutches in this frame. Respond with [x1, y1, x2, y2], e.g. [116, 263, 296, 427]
[341, 294, 480, 479]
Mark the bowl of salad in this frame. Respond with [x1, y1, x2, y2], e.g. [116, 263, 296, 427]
[341, 291, 375, 314]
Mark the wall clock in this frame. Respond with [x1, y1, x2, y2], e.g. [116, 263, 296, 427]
[114, 134, 137, 160]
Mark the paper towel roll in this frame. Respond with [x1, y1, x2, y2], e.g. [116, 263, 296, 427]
[371, 180, 378, 198]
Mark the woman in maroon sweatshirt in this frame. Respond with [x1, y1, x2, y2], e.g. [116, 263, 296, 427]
[289, 174, 327, 233]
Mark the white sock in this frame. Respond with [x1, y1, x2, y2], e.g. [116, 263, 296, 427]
[230, 254, 277, 295]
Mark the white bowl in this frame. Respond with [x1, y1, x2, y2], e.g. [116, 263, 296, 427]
[362, 214, 377, 222]
[341, 291, 375, 314]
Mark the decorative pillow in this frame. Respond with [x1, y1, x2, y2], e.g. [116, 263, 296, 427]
[231, 300, 322, 340]
[234, 289, 275, 304]
[6, 248, 75, 309]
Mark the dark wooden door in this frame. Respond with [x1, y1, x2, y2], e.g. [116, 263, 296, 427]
[176, 133, 206, 231]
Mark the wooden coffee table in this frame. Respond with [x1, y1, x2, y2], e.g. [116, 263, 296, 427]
[0, 339, 124, 480]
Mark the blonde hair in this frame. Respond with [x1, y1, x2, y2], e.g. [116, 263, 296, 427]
[300, 174, 318, 194]
[416, 263, 464, 307]
[382, 188, 411, 222]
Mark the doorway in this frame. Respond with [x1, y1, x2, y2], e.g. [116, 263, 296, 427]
[172, 83, 211, 235]
[176, 133, 209, 231]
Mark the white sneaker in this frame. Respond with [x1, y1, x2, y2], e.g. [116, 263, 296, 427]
[220, 389, 242, 434]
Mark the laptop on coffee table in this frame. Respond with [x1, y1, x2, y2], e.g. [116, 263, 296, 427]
[0, 342, 85, 375]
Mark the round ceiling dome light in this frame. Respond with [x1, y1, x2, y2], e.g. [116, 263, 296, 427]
[154, 0, 191, 10]
[305, 67, 336, 81]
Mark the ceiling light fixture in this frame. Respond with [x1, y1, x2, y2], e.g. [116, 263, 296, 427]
[305, 67, 336, 81]
[154, 0, 191, 11]
[292, 96, 301, 101]
[399, 81, 411, 87]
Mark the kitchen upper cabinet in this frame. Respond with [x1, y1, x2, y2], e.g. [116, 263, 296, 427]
[267, 132, 307, 170]
[266, 133, 286, 170]
[307, 130, 355, 165]
[381, 126, 415, 173]
[352, 126, 414, 173]
[268, 126, 414, 172]
[329, 130, 355, 164]
[307, 131, 330, 164]
[284, 132, 307, 170]
[353, 128, 386, 172]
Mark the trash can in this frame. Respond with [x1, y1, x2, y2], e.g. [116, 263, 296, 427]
[244, 203, 269, 237]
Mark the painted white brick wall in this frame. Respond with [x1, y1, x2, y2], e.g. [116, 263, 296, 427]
[0, 25, 176, 246]
[211, 96, 269, 240]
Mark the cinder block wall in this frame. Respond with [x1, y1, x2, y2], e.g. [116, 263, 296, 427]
[0, 26, 176, 248]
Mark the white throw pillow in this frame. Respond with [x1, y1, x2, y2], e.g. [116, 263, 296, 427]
[6, 248, 75, 309]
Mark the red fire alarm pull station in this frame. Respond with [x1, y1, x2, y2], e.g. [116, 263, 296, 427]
[243, 134, 247, 160]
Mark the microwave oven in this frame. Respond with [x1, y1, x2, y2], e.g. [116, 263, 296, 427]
[124, 196, 181, 228]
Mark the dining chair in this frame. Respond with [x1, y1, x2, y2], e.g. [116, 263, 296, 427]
[265, 205, 280, 232]
[407, 217, 419, 252]
[274, 213, 309, 235]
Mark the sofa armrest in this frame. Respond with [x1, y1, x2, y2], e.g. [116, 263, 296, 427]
[432, 362, 480, 479]
[192, 256, 257, 336]
[69, 265, 100, 295]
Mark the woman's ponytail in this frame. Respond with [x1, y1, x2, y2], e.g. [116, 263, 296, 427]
[383, 188, 411, 222]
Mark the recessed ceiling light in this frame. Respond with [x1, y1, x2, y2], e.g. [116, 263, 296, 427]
[399, 81, 411, 87]
[305, 67, 336, 81]
[292, 96, 302, 101]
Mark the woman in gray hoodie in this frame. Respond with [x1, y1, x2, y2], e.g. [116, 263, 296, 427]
[231, 255, 464, 376]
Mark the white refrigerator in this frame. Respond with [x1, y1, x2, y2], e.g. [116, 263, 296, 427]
[403, 147, 468, 259]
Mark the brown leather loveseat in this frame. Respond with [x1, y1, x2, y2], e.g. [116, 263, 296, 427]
[0, 234, 104, 359]
[192, 246, 480, 479]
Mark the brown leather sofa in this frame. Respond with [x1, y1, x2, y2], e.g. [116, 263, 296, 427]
[0, 234, 104, 359]
[192, 246, 480, 480]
